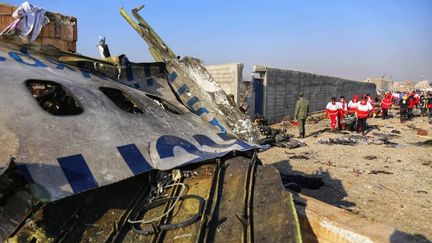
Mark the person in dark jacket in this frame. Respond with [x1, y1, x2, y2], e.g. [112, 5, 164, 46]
[294, 92, 309, 138]
[419, 95, 428, 116]
[399, 94, 409, 123]
[427, 93, 432, 118]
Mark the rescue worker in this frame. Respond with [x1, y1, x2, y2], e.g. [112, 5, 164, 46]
[348, 95, 359, 114]
[347, 95, 359, 131]
[392, 92, 400, 106]
[326, 97, 339, 132]
[407, 92, 416, 120]
[366, 94, 373, 104]
[414, 92, 420, 107]
[337, 96, 348, 130]
[356, 96, 373, 135]
[399, 94, 409, 123]
[294, 92, 309, 138]
[381, 93, 393, 119]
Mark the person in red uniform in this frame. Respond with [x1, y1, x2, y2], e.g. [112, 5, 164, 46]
[326, 97, 339, 132]
[348, 95, 359, 114]
[337, 96, 348, 130]
[407, 92, 416, 120]
[346, 95, 360, 131]
[356, 96, 373, 135]
[381, 93, 393, 119]
[414, 92, 420, 107]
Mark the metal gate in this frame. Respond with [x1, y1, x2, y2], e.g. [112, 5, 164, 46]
[253, 78, 264, 115]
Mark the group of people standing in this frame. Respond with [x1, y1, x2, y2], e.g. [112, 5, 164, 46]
[325, 91, 432, 134]
[325, 94, 373, 135]
[293, 90, 432, 138]
[389, 91, 432, 122]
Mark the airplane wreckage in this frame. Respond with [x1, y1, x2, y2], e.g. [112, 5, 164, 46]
[0, 4, 415, 243]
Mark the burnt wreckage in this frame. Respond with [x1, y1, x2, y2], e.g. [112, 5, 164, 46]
[0, 5, 301, 243]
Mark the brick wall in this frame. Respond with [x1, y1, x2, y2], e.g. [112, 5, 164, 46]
[0, 3, 77, 52]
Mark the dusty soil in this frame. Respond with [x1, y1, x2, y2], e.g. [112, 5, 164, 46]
[259, 113, 432, 241]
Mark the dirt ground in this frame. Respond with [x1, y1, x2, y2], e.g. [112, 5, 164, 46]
[259, 112, 432, 241]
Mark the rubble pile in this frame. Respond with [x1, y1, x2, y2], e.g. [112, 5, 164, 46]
[316, 134, 399, 146]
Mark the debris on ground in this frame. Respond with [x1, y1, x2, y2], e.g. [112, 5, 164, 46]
[260, 114, 432, 239]
[316, 134, 399, 146]
[275, 138, 307, 149]
[255, 116, 307, 149]
[289, 155, 310, 160]
[368, 170, 393, 175]
[417, 128, 428, 136]
[391, 129, 401, 134]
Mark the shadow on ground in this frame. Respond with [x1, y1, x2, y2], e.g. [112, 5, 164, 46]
[271, 159, 356, 208]
[270, 159, 432, 243]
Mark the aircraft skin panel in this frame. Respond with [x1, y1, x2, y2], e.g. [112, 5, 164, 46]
[0, 41, 261, 201]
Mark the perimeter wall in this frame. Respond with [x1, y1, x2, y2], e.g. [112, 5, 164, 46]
[256, 67, 377, 123]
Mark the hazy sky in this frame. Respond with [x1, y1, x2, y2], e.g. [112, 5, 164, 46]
[5, 0, 432, 81]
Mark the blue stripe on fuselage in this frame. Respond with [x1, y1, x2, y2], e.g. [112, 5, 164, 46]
[57, 154, 98, 193]
[117, 144, 152, 175]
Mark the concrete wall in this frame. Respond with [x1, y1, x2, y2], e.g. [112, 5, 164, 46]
[254, 66, 376, 123]
[206, 63, 243, 103]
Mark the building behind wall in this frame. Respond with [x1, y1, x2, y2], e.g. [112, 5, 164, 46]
[252, 65, 377, 124]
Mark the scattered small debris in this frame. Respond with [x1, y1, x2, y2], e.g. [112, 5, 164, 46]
[275, 138, 306, 149]
[316, 137, 357, 145]
[289, 155, 310, 160]
[372, 132, 400, 139]
[368, 170, 393, 175]
[378, 182, 401, 200]
[407, 124, 417, 130]
[325, 161, 334, 167]
[352, 168, 363, 175]
[417, 129, 428, 136]
[316, 135, 398, 146]
[390, 129, 401, 134]
[421, 161, 432, 168]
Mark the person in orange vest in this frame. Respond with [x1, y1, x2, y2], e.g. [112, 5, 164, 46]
[356, 96, 373, 135]
[381, 92, 393, 119]
[326, 97, 340, 132]
[337, 96, 348, 130]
